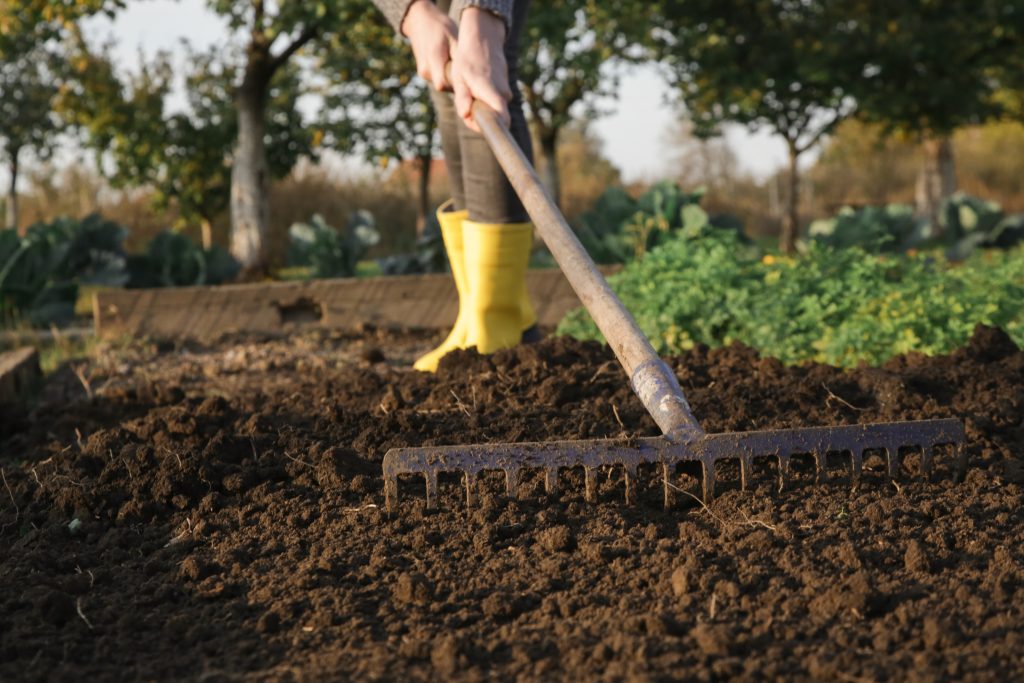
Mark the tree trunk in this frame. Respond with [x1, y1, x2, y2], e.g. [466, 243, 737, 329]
[915, 134, 957, 230]
[230, 84, 270, 275]
[539, 129, 561, 210]
[200, 217, 214, 251]
[768, 174, 780, 220]
[6, 150, 19, 234]
[781, 142, 800, 254]
[416, 155, 431, 239]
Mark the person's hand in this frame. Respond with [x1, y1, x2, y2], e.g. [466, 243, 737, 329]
[451, 7, 511, 132]
[401, 0, 457, 92]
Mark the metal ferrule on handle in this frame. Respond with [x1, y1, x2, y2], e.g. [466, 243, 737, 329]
[629, 359, 702, 443]
[470, 100, 705, 442]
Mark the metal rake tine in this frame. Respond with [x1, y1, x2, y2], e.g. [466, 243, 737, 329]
[425, 470, 439, 509]
[385, 474, 399, 514]
[623, 464, 637, 504]
[662, 462, 673, 510]
[920, 446, 933, 480]
[545, 467, 558, 495]
[904, 443, 925, 478]
[814, 450, 827, 484]
[505, 467, 520, 499]
[464, 471, 478, 507]
[777, 454, 791, 493]
[740, 455, 752, 491]
[584, 467, 597, 503]
[851, 449, 864, 482]
[701, 457, 716, 501]
[886, 443, 901, 479]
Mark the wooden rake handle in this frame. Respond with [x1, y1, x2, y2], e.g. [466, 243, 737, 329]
[460, 87, 705, 442]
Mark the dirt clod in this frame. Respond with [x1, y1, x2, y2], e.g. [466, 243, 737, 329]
[37, 590, 76, 626]
[178, 556, 215, 581]
[431, 635, 462, 676]
[904, 539, 933, 573]
[670, 565, 692, 597]
[691, 623, 732, 656]
[809, 571, 880, 618]
[538, 525, 575, 552]
[361, 347, 386, 364]
[255, 611, 279, 634]
[393, 571, 434, 604]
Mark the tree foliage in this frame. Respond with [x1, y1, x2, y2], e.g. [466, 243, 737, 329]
[316, 3, 438, 230]
[318, 6, 434, 167]
[661, 1, 861, 150]
[518, 0, 654, 206]
[841, 0, 1023, 225]
[0, 42, 61, 230]
[658, 0, 864, 252]
[846, 0, 1021, 135]
[58, 32, 313, 248]
[202, 0, 374, 273]
[0, 4, 46, 58]
[980, 6, 1023, 121]
[659, 0, 1024, 245]
[0, 0, 127, 61]
[0, 45, 60, 157]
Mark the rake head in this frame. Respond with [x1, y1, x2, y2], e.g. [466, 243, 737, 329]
[383, 418, 965, 512]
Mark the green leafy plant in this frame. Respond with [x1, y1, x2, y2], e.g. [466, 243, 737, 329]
[558, 226, 1024, 367]
[58, 214, 130, 286]
[287, 212, 380, 279]
[807, 204, 925, 252]
[808, 195, 1024, 259]
[377, 210, 448, 276]
[623, 182, 707, 259]
[576, 182, 746, 264]
[1, 214, 129, 325]
[127, 230, 239, 288]
[574, 186, 637, 264]
[941, 193, 1024, 260]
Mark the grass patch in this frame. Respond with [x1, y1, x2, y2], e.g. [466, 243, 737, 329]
[1, 325, 102, 375]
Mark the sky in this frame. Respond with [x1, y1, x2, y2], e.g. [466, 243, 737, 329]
[82, 0, 795, 182]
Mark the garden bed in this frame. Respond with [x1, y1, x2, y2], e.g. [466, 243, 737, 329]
[0, 325, 1022, 681]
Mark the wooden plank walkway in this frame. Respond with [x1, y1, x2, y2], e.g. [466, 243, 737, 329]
[94, 268, 613, 342]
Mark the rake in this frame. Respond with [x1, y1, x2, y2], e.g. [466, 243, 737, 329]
[383, 95, 966, 513]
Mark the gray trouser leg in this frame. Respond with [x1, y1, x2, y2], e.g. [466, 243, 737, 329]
[430, 0, 533, 224]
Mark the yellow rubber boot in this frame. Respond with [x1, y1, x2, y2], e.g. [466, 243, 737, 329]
[462, 220, 537, 354]
[413, 203, 470, 372]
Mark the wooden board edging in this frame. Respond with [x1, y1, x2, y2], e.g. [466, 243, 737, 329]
[0, 347, 41, 405]
[94, 268, 618, 342]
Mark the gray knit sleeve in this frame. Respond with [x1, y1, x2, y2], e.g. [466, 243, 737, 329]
[372, 0, 516, 34]
[371, 0, 417, 33]
[452, 0, 515, 29]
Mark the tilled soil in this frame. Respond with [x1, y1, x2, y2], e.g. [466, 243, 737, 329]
[1, 325, 1022, 682]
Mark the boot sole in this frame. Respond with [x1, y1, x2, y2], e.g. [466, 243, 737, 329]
[520, 325, 544, 345]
